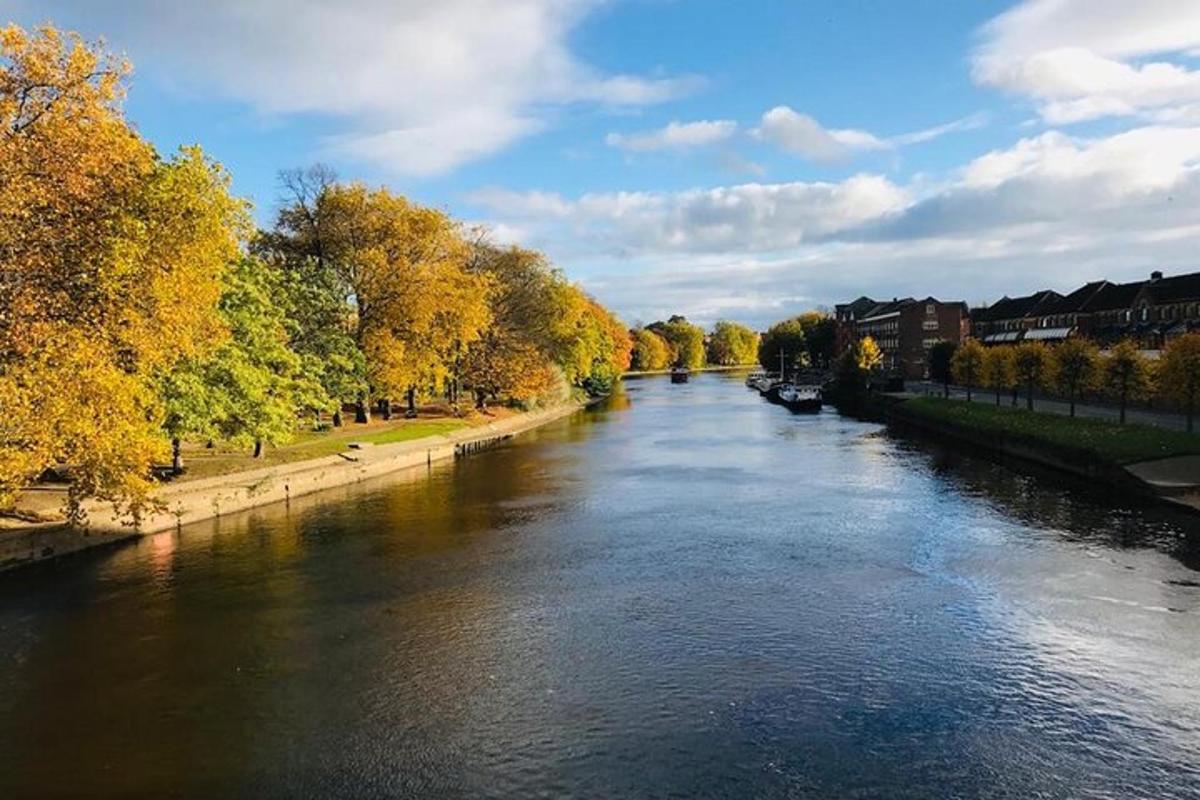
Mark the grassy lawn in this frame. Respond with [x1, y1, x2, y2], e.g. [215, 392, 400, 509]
[173, 416, 473, 481]
[901, 397, 1200, 465]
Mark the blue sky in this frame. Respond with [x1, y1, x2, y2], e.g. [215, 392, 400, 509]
[6, 0, 1200, 326]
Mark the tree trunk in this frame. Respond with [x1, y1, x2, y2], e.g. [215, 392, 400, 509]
[1026, 381, 1034, 411]
[253, 438, 263, 459]
[406, 387, 418, 418]
[171, 438, 183, 474]
[1069, 391, 1076, 418]
[943, 380, 949, 399]
[1119, 389, 1127, 424]
[379, 398, 391, 421]
[333, 408, 343, 428]
[966, 383, 972, 402]
[1011, 387, 1018, 407]
[475, 389, 487, 411]
[354, 396, 370, 424]
[995, 388, 1001, 406]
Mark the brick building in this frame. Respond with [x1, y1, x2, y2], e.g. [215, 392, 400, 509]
[836, 296, 969, 380]
[971, 270, 1200, 347]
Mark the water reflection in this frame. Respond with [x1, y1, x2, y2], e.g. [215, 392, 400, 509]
[1, 373, 1198, 798]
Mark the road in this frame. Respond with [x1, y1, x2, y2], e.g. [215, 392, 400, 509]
[907, 381, 1193, 432]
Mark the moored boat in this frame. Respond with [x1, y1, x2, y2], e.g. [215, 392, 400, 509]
[670, 367, 689, 383]
[778, 382, 822, 413]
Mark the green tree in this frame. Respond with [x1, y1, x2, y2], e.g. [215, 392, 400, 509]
[1103, 339, 1153, 424]
[758, 318, 807, 374]
[794, 312, 837, 368]
[649, 316, 706, 369]
[1013, 341, 1057, 412]
[981, 346, 1017, 407]
[205, 258, 318, 458]
[631, 327, 671, 371]
[707, 321, 759, 366]
[1053, 337, 1100, 418]
[1158, 333, 1200, 433]
[951, 339, 986, 402]
[928, 341, 958, 398]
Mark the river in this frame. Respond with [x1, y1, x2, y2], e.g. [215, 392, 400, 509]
[2, 371, 1199, 799]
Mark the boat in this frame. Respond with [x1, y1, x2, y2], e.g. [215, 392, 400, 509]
[745, 371, 767, 389]
[777, 382, 823, 413]
[670, 367, 689, 383]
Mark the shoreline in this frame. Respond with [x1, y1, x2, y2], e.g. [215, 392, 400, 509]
[0, 399, 597, 572]
[622, 365, 752, 377]
[883, 396, 1200, 515]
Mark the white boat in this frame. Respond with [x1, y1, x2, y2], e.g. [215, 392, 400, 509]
[777, 383, 822, 413]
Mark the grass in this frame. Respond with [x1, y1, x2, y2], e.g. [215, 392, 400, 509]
[173, 415, 475, 481]
[901, 396, 1200, 465]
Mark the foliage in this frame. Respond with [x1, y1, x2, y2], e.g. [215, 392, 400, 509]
[981, 346, 1017, 404]
[1102, 339, 1153, 423]
[0, 26, 246, 516]
[649, 316, 705, 369]
[1013, 341, 1057, 410]
[706, 321, 759, 366]
[1053, 337, 1100, 417]
[1158, 333, 1200, 431]
[928, 341, 957, 390]
[855, 336, 884, 373]
[630, 328, 672, 371]
[794, 312, 837, 368]
[758, 318, 806, 372]
[950, 339, 986, 398]
[903, 397, 1200, 465]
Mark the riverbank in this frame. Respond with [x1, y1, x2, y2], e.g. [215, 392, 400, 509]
[0, 400, 594, 571]
[886, 396, 1200, 513]
[622, 365, 751, 377]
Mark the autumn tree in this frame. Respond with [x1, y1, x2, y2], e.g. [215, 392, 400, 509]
[631, 327, 671, 371]
[1013, 342, 1056, 411]
[981, 346, 1017, 407]
[707, 321, 759, 366]
[855, 336, 883, 373]
[928, 341, 957, 398]
[650, 316, 705, 370]
[951, 339, 986, 402]
[1158, 333, 1200, 433]
[1103, 339, 1153, 424]
[0, 26, 246, 517]
[1053, 337, 1100, 418]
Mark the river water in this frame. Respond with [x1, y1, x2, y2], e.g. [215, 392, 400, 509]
[2, 372, 1199, 799]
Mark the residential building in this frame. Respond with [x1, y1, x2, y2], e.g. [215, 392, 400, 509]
[840, 296, 969, 379]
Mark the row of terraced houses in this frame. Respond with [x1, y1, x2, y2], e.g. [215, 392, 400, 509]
[834, 270, 1200, 380]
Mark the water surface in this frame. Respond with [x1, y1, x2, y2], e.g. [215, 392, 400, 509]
[2, 373, 1199, 798]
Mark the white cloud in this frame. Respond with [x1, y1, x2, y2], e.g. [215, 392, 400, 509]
[606, 120, 738, 152]
[754, 106, 887, 161]
[472, 125, 1200, 325]
[754, 106, 987, 161]
[15, 0, 698, 175]
[974, 0, 1200, 123]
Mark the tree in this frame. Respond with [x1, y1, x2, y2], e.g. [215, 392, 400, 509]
[0, 26, 247, 518]
[649, 316, 706, 370]
[758, 319, 807, 374]
[855, 336, 884, 373]
[1013, 342, 1056, 411]
[1158, 333, 1200, 433]
[707, 321, 759, 366]
[1103, 339, 1153, 424]
[1053, 337, 1100, 418]
[951, 339, 986, 402]
[928, 341, 958, 398]
[794, 312, 837, 368]
[981, 346, 1017, 407]
[631, 328, 671, 371]
[204, 258, 320, 457]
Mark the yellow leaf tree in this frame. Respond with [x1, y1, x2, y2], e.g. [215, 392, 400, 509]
[1156, 333, 1200, 432]
[1102, 339, 1152, 424]
[951, 339, 986, 401]
[0, 26, 246, 518]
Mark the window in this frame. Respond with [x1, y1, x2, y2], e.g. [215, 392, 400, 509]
[926, 304, 935, 316]
[922, 320, 938, 331]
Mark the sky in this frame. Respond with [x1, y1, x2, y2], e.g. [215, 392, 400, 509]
[5, 0, 1200, 327]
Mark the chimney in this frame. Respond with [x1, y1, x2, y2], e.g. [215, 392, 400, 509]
[1151, 270, 1163, 282]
